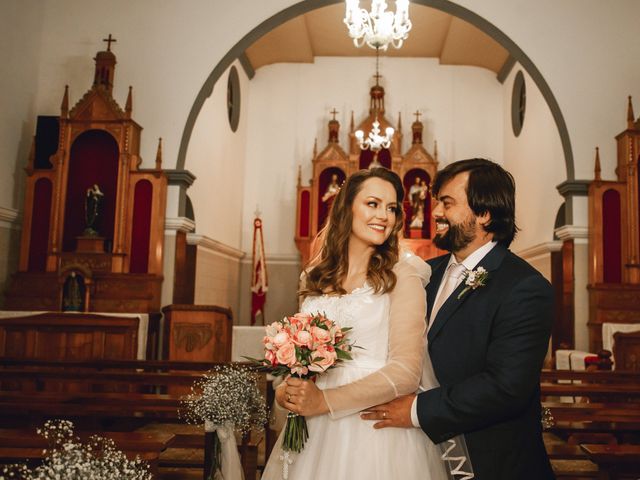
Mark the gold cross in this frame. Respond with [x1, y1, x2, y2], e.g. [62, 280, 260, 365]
[330, 108, 339, 121]
[413, 110, 422, 122]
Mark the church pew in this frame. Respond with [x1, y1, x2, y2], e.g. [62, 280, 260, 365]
[543, 402, 640, 423]
[0, 358, 229, 370]
[580, 444, 640, 480]
[540, 382, 640, 399]
[0, 428, 175, 476]
[540, 369, 638, 383]
[0, 359, 272, 479]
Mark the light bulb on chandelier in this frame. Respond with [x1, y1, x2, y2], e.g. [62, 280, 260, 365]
[355, 119, 394, 169]
[344, 0, 412, 50]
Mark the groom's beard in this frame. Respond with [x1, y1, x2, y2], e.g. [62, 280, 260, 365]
[433, 215, 477, 253]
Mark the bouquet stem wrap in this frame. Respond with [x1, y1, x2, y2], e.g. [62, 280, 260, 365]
[282, 411, 309, 453]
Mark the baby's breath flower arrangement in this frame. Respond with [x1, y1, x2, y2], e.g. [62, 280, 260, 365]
[180, 364, 268, 480]
[0, 419, 151, 480]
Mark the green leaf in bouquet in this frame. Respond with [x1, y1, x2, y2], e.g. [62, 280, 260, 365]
[336, 349, 353, 360]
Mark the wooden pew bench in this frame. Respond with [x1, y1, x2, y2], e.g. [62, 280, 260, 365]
[580, 444, 640, 480]
[539, 370, 640, 479]
[0, 428, 175, 476]
[0, 359, 272, 479]
[544, 402, 640, 423]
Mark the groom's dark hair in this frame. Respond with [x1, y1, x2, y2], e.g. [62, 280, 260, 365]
[432, 158, 519, 247]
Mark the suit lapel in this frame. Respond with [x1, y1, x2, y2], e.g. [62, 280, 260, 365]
[426, 255, 451, 321]
[427, 244, 508, 343]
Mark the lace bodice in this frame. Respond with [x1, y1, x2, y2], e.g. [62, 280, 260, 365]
[300, 253, 432, 418]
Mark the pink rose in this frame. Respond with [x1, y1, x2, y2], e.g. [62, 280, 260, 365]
[309, 345, 337, 373]
[262, 335, 275, 351]
[265, 349, 277, 366]
[292, 329, 313, 348]
[311, 326, 331, 346]
[265, 321, 282, 338]
[275, 341, 297, 367]
[291, 365, 309, 376]
[273, 331, 290, 347]
[292, 312, 312, 325]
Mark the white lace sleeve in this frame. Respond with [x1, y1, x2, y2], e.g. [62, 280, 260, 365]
[322, 259, 431, 418]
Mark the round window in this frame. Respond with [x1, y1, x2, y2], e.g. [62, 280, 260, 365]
[227, 66, 241, 132]
[511, 70, 526, 137]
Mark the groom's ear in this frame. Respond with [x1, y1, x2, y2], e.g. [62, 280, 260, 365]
[478, 211, 491, 228]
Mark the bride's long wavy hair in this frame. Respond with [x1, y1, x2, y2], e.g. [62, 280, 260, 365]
[301, 168, 405, 297]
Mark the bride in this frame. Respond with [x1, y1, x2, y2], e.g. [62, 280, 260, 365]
[262, 168, 449, 480]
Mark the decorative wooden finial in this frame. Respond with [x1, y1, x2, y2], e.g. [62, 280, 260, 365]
[330, 108, 339, 121]
[350, 111, 355, 133]
[125, 86, 133, 117]
[397, 112, 402, 133]
[297, 165, 302, 187]
[313, 138, 318, 158]
[155, 137, 163, 170]
[594, 146, 601, 181]
[103, 34, 117, 52]
[628, 96, 635, 129]
[25, 136, 36, 175]
[61, 85, 69, 118]
[434, 140, 438, 161]
[413, 110, 422, 122]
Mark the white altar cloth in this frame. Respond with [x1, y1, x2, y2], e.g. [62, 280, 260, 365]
[231, 325, 265, 362]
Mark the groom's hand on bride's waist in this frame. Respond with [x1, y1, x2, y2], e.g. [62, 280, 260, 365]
[360, 394, 415, 429]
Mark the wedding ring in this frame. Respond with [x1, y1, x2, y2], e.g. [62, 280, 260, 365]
[382, 411, 387, 419]
[287, 394, 291, 402]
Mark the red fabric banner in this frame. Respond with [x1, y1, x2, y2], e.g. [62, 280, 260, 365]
[251, 217, 268, 325]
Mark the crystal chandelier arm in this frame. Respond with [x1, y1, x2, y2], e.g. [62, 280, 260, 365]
[343, 0, 412, 50]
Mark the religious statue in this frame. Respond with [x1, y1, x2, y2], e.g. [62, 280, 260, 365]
[84, 184, 104, 236]
[62, 272, 85, 312]
[322, 174, 341, 203]
[409, 177, 429, 228]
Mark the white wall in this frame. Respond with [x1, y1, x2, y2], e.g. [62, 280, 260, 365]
[503, 65, 565, 252]
[241, 57, 503, 255]
[186, 60, 249, 249]
[456, 0, 640, 187]
[5, 0, 640, 226]
[0, 1, 44, 211]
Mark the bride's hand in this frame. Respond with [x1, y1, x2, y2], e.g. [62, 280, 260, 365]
[282, 377, 329, 416]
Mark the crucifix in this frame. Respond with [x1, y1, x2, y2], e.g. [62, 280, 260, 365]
[413, 110, 422, 122]
[103, 34, 117, 52]
[330, 108, 339, 121]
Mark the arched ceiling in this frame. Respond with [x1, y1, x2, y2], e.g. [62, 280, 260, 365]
[245, 3, 510, 75]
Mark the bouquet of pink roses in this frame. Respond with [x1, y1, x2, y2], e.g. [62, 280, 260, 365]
[252, 311, 354, 456]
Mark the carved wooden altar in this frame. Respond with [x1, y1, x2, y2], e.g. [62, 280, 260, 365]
[294, 81, 443, 265]
[587, 97, 640, 351]
[4, 39, 167, 313]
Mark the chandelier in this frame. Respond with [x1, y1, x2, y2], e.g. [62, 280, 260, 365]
[355, 119, 394, 168]
[344, 0, 412, 50]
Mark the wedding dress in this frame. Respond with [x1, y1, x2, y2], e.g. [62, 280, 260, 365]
[262, 253, 448, 480]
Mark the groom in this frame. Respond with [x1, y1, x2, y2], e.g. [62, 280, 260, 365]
[363, 159, 555, 479]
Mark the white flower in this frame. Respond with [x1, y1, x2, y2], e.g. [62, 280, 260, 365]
[457, 266, 489, 299]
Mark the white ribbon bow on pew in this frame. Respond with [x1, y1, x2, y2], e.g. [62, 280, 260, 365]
[204, 420, 245, 480]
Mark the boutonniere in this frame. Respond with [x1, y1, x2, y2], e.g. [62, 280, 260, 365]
[457, 267, 489, 299]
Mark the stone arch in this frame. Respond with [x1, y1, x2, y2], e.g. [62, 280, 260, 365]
[177, 0, 573, 183]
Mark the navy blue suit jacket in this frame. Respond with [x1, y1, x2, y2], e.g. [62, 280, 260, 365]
[417, 244, 555, 480]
